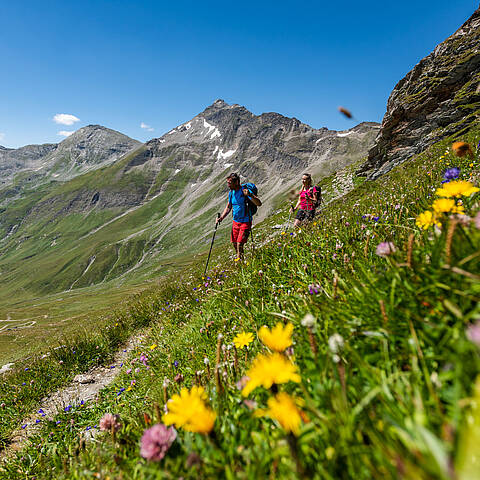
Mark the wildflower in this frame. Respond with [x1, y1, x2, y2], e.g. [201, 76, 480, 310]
[140, 423, 177, 461]
[436, 180, 479, 198]
[443, 167, 460, 182]
[260, 392, 304, 436]
[99, 413, 122, 432]
[233, 332, 254, 349]
[375, 242, 396, 257]
[328, 334, 344, 353]
[432, 198, 464, 214]
[416, 210, 440, 229]
[149, 344, 158, 350]
[258, 323, 294, 352]
[466, 321, 480, 347]
[308, 284, 321, 295]
[162, 386, 216, 434]
[474, 211, 480, 229]
[242, 352, 301, 397]
[325, 446, 335, 459]
[301, 314, 316, 328]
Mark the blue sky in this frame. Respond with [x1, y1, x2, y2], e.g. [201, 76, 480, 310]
[0, 0, 477, 148]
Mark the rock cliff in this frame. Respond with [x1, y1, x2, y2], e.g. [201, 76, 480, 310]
[359, 6, 480, 179]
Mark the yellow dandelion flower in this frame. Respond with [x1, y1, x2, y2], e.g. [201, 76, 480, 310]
[149, 343, 158, 350]
[262, 392, 304, 436]
[436, 180, 480, 198]
[234, 258, 240, 262]
[242, 352, 301, 397]
[470, 163, 474, 168]
[281, 232, 286, 235]
[162, 386, 216, 434]
[233, 331, 254, 349]
[432, 198, 465, 214]
[258, 322, 293, 352]
[416, 210, 440, 230]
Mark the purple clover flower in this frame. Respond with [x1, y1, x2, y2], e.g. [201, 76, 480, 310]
[466, 321, 480, 347]
[140, 424, 177, 462]
[99, 413, 122, 432]
[375, 242, 396, 258]
[173, 360, 179, 368]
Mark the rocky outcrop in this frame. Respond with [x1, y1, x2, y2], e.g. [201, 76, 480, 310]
[359, 6, 480, 179]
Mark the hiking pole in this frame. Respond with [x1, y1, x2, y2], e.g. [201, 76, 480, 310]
[204, 213, 220, 277]
[285, 205, 293, 231]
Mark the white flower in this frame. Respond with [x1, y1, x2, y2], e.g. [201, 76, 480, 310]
[328, 334, 344, 353]
[204, 357, 210, 365]
[301, 314, 316, 328]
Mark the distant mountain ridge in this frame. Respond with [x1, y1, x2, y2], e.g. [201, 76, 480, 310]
[0, 125, 141, 191]
[0, 101, 378, 300]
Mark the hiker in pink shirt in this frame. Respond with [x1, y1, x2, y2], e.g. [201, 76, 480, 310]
[290, 173, 321, 227]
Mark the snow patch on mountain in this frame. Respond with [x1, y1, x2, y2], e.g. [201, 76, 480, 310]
[217, 149, 236, 160]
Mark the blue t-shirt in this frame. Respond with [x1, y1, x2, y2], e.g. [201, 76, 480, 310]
[228, 188, 252, 223]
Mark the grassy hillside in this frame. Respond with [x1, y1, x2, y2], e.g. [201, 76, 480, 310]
[1, 129, 480, 479]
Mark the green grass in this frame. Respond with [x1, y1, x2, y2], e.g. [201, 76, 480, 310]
[1, 130, 480, 479]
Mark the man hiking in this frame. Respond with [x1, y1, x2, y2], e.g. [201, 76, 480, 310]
[216, 172, 262, 260]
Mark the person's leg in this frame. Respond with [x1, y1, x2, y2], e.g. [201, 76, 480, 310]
[237, 243, 244, 259]
[294, 210, 305, 228]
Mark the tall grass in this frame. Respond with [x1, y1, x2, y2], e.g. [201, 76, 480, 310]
[1, 131, 479, 479]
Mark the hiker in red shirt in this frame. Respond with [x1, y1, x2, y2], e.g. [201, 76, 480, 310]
[290, 173, 321, 227]
[216, 173, 262, 260]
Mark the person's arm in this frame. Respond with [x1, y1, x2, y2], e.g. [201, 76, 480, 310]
[291, 198, 300, 212]
[243, 188, 262, 207]
[216, 203, 232, 224]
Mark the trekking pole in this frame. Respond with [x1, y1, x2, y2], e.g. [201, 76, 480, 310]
[204, 213, 221, 277]
[285, 205, 293, 231]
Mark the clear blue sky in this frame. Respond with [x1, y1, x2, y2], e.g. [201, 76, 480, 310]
[0, 0, 477, 148]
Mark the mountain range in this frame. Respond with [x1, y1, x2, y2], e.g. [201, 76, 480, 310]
[0, 102, 379, 303]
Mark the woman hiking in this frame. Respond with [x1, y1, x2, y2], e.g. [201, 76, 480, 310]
[290, 173, 320, 227]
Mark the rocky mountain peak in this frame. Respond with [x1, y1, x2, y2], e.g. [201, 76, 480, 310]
[359, 5, 480, 179]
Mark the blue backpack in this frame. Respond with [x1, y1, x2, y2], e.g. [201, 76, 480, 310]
[229, 182, 259, 219]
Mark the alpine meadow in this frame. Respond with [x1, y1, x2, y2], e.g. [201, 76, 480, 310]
[0, 3, 480, 480]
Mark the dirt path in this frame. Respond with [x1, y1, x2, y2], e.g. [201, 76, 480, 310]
[1, 331, 147, 461]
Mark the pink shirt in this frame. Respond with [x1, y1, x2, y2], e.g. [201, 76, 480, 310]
[299, 187, 317, 211]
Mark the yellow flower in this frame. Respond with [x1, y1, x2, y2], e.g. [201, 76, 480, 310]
[436, 180, 480, 198]
[258, 322, 293, 352]
[416, 210, 440, 230]
[281, 232, 286, 235]
[149, 344, 158, 350]
[234, 258, 240, 262]
[242, 352, 301, 397]
[325, 446, 335, 459]
[262, 392, 304, 436]
[163, 386, 216, 434]
[432, 198, 465, 214]
[233, 332, 254, 349]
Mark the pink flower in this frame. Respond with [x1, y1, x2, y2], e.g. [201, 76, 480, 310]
[140, 424, 176, 461]
[474, 211, 480, 230]
[467, 321, 480, 347]
[375, 242, 396, 257]
[99, 413, 122, 432]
